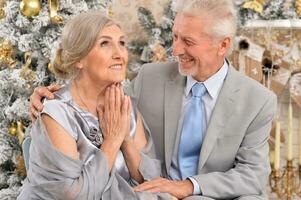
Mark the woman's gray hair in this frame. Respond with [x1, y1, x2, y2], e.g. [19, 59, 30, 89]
[52, 11, 116, 79]
[172, 0, 237, 54]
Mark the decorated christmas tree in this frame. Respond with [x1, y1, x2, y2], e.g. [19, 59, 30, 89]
[0, 0, 111, 198]
[1, 0, 301, 198]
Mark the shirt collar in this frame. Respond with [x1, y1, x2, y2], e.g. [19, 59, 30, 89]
[185, 60, 229, 99]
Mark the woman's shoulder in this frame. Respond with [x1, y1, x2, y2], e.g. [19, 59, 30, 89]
[41, 85, 78, 140]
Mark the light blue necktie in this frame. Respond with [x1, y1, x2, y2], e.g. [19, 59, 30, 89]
[178, 82, 206, 180]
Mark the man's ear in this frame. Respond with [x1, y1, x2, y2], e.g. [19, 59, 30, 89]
[217, 37, 231, 56]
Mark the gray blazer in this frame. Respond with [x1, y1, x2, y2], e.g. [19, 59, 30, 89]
[130, 61, 277, 200]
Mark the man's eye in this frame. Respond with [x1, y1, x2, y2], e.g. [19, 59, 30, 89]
[120, 41, 126, 46]
[185, 40, 193, 46]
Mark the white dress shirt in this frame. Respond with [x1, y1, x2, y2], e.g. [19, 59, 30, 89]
[169, 60, 229, 194]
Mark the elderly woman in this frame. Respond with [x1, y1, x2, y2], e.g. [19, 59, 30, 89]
[18, 11, 172, 200]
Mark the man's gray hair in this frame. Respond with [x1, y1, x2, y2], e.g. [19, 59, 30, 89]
[172, 0, 237, 53]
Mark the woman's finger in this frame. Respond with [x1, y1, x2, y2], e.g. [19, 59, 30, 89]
[104, 86, 110, 114]
[121, 95, 128, 116]
[120, 84, 125, 100]
[115, 84, 121, 111]
[127, 96, 132, 116]
[109, 85, 115, 111]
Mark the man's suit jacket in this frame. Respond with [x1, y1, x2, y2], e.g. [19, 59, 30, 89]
[130, 61, 277, 200]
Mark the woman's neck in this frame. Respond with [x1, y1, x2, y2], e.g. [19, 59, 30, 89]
[71, 77, 107, 116]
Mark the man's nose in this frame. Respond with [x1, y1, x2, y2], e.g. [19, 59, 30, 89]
[172, 40, 184, 56]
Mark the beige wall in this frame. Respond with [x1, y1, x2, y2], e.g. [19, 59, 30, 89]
[111, 0, 169, 41]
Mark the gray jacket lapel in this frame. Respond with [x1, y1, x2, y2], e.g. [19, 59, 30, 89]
[164, 69, 186, 173]
[198, 66, 240, 170]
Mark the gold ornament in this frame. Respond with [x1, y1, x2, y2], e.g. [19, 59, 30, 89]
[20, 52, 37, 83]
[20, 0, 41, 17]
[48, 62, 54, 73]
[242, 0, 268, 14]
[0, 39, 16, 68]
[151, 44, 167, 62]
[48, 0, 63, 24]
[8, 121, 25, 144]
[8, 124, 17, 136]
[296, 0, 301, 16]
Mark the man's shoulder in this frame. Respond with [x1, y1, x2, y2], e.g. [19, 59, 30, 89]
[228, 66, 276, 100]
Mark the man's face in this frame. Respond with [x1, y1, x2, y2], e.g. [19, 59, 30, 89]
[172, 13, 225, 81]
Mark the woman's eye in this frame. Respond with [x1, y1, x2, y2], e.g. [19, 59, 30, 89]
[100, 41, 109, 47]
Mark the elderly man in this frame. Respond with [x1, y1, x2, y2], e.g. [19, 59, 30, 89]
[29, 0, 276, 199]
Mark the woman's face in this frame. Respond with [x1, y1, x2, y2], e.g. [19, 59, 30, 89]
[79, 24, 128, 85]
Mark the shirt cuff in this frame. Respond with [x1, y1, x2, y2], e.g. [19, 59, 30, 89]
[187, 177, 202, 195]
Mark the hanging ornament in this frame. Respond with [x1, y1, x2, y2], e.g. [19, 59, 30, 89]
[0, 0, 5, 19]
[242, 0, 268, 14]
[20, 52, 37, 83]
[8, 123, 17, 136]
[0, 39, 16, 68]
[8, 121, 25, 144]
[48, 0, 63, 24]
[20, 0, 41, 17]
[296, 0, 301, 16]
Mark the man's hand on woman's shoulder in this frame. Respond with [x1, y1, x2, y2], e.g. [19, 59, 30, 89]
[29, 84, 61, 121]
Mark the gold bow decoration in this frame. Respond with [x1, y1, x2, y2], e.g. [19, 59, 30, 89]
[48, 0, 63, 24]
[0, 39, 17, 68]
[242, 0, 268, 14]
[20, 52, 37, 84]
[8, 121, 25, 145]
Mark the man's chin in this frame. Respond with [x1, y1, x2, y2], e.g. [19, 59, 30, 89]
[178, 65, 197, 77]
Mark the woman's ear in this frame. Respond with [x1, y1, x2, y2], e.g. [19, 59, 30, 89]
[75, 60, 84, 69]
